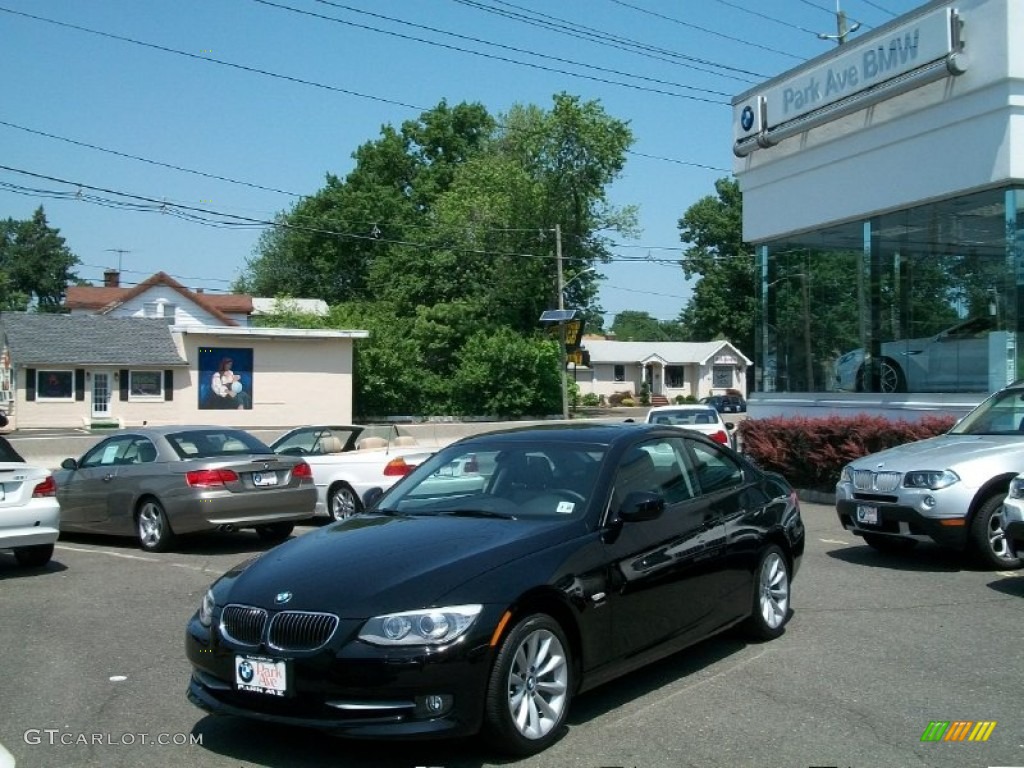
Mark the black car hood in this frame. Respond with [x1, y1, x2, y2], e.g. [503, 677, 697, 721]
[221, 514, 580, 617]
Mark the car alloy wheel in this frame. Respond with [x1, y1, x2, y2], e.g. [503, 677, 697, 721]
[136, 499, 175, 553]
[745, 545, 791, 640]
[970, 495, 1021, 570]
[328, 483, 361, 521]
[485, 613, 572, 755]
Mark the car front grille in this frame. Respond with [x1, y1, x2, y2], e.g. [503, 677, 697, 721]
[851, 469, 902, 492]
[221, 605, 267, 646]
[268, 611, 339, 651]
[220, 604, 338, 651]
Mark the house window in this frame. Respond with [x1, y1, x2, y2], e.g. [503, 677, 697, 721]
[144, 302, 160, 318]
[37, 370, 74, 400]
[162, 303, 177, 321]
[129, 370, 163, 399]
[665, 365, 685, 388]
[614, 364, 625, 382]
[712, 365, 733, 388]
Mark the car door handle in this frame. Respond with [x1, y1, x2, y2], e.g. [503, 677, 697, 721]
[103, 473, 115, 482]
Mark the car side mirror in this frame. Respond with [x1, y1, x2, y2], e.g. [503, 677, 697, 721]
[61, 457, 78, 470]
[725, 422, 735, 431]
[618, 491, 665, 522]
[362, 487, 385, 510]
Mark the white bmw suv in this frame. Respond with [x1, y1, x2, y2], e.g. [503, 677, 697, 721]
[836, 381, 1024, 569]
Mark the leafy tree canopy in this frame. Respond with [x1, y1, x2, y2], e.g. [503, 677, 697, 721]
[0, 207, 79, 312]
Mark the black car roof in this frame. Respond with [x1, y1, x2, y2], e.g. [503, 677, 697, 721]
[453, 422, 665, 448]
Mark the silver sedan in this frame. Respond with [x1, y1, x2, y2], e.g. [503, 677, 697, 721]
[55, 425, 316, 552]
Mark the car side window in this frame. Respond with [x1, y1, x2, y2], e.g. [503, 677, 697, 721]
[612, 438, 698, 512]
[80, 436, 136, 468]
[689, 440, 743, 494]
[123, 438, 158, 464]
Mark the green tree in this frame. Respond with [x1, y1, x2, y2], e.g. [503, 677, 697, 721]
[0, 207, 78, 311]
[610, 310, 687, 341]
[676, 177, 755, 356]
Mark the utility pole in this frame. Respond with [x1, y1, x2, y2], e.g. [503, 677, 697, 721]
[818, 1, 860, 45]
[555, 223, 569, 420]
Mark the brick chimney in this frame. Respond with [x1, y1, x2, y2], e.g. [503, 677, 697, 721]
[103, 269, 120, 288]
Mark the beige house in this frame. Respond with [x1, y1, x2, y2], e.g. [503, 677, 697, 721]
[0, 273, 366, 429]
[576, 340, 751, 402]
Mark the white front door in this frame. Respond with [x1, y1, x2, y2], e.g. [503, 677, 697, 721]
[91, 371, 112, 418]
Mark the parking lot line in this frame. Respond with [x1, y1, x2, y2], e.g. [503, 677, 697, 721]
[819, 538, 849, 545]
[0, 740, 14, 768]
[56, 544, 159, 563]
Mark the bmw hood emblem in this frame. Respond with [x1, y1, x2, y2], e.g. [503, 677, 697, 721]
[274, 591, 293, 605]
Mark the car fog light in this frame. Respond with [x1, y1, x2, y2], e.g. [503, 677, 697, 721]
[414, 694, 453, 717]
[923, 495, 936, 508]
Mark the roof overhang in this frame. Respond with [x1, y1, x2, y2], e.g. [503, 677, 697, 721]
[172, 325, 369, 340]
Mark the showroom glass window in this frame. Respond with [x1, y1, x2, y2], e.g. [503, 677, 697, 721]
[754, 186, 1021, 395]
[37, 370, 73, 400]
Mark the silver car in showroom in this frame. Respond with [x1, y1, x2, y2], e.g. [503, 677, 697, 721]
[835, 380, 1024, 569]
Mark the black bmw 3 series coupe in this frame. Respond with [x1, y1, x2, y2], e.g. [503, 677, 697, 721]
[186, 423, 804, 756]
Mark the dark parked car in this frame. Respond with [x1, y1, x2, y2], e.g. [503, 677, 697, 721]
[55, 426, 317, 552]
[700, 394, 747, 413]
[186, 423, 804, 756]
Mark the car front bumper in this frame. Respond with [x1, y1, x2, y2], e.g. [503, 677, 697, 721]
[835, 498, 970, 549]
[1002, 497, 1024, 557]
[184, 612, 495, 740]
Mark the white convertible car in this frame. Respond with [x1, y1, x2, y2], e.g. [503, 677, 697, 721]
[270, 425, 433, 521]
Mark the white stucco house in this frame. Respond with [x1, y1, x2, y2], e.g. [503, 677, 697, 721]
[575, 340, 751, 402]
[0, 271, 366, 429]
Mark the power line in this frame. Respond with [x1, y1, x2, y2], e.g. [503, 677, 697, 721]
[0, 5, 427, 111]
[252, 0, 730, 102]
[0, 118, 304, 198]
[605, 0, 805, 60]
[710, 0, 825, 38]
[448, 0, 766, 82]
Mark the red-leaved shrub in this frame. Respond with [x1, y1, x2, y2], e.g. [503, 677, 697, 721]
[737, 414, 957, 491]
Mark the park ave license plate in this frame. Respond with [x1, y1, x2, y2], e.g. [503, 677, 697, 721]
[856, 505, 879, 525]
[252, 471, 278, 487]
[235, 655, 288, 696]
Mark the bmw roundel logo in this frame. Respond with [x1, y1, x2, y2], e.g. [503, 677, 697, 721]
[275, 591, 292, 604]
[740, 105, 755, 132]
[238, 660, 254, 683]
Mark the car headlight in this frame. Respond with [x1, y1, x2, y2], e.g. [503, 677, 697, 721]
[198, 588, 216, 628]
[358, 604, 482, 647]
[903, 470, 960, 490]
[1009, 477, 1024, 499]
[839, 466, 852, 484]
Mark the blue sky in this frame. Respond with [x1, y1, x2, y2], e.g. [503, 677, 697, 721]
[1, 0, 922, 323]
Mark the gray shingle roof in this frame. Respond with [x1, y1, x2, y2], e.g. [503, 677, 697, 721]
[1, 313, 188, 366]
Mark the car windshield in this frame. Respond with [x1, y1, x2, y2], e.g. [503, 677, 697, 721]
[166, 429, 273, 459]
[377, 442, 607, 520]
[949, 388, 1024, 435]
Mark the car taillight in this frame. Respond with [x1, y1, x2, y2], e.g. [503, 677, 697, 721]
[383, 457, 415, 477]
[292, 461, 313, 479]
[32, 475, 56, 497]
[711, 430, 729, 445]
[186, 468, 240, 487]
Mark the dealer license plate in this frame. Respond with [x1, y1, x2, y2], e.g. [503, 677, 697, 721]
[252, 471, 278, 487]
[856, 504, 879, 525]
[235, 654, 288, 696]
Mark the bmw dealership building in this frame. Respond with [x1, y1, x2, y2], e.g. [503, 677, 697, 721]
[733, 0, 1024, 415]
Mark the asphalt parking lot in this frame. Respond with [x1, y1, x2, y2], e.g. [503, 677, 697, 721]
[1, 503, 1023, 768]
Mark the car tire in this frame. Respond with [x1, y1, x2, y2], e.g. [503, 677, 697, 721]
[743, 545, 791, 641]
[13, 543, 54, 568]
[856, 358, 906, 393]
[255, 522, 295, 543]
[328, 483, 361, 522]
[969, 494, 1021, 570]
[483, 613, 572, 756]
[136, 498, 175, 553]
[861, 533, 918, 553]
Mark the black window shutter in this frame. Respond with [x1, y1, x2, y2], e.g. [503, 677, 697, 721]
[26, 368, 36, 401]
[119, 370, 129, 401]
[163, 369, 174, 401]
[75, 369, 85, 401]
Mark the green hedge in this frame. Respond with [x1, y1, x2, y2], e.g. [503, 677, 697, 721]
[737, 414, 958, 492]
